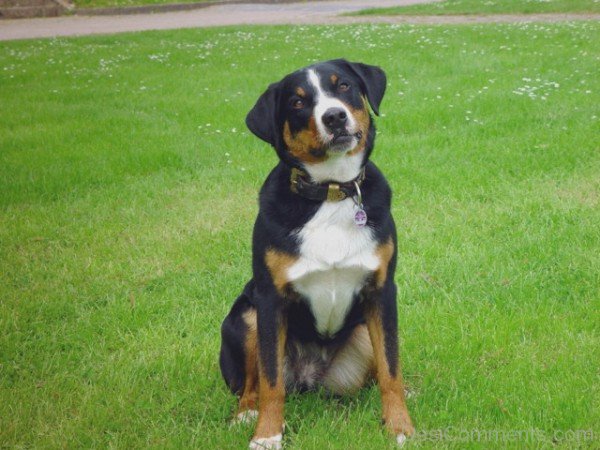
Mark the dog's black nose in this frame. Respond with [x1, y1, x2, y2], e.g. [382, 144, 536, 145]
[322, 107, 347, 131]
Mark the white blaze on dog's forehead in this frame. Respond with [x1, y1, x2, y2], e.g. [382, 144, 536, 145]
[306, 69, 356, 136]
[307, 69, 326, 100]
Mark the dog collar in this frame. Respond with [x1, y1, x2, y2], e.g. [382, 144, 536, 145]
[290, 167, 366, 202]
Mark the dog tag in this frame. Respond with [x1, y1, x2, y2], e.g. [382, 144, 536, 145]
[354, 207, 367, 227]
[352, 180, 367, 227]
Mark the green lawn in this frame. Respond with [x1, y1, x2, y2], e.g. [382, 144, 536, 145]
[355, 0, 600, 16]
[1, 21, 599, 449]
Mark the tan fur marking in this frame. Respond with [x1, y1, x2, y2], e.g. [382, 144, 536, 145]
[295, 87, 306, 97]
[330, 74, 338, 84]
[323, 325, 374, 394]
[254, 322, 287, 440]
[365, 307, 414, 437]
[375, 238, 395, 288]
[237, 309, 258, 415]
[283, 119, 328, 164]
[265, 249, 297, 296]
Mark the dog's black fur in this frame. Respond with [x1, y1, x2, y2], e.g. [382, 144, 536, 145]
[219, 59, 413, 448]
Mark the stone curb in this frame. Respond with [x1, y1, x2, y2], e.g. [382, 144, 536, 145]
[74, 0, 325, 17]
[54, 0, 75, 10]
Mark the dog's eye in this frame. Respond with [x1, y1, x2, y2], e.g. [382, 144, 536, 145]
[292, 99, 304, 109]
[338, 82, 350, 92]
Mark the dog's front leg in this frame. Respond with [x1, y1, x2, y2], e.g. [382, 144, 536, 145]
[365, 277, 414, 446]
[250, 291, 287, 450]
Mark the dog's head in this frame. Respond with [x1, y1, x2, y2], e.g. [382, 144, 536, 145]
[246, 59, 386, 182]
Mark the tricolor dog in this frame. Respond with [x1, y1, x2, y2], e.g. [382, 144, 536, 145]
[220, 59, 414, 449]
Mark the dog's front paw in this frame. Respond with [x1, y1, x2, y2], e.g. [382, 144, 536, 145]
[383, 413, 414, 447]
[395, 421, 415, 446]
[249, 433, 282, 450]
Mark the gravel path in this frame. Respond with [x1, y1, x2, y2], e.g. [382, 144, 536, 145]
[1, 0, 598, 41]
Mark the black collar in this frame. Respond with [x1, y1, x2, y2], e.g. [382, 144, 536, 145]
[290, 167, 366, 202]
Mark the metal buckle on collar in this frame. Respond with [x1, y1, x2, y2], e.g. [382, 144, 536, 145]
[326, 183, 346, 202]
[290, 167, 302, 194]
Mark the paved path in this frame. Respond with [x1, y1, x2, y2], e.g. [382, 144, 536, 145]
[1, 0, 598, 41]
[0, 0, 426, 40]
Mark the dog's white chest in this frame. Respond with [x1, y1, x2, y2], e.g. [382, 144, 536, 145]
[288, 199, 379, 336]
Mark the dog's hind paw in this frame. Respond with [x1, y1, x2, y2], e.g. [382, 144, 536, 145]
[249, 434, 282, 450]
[396, 433, 407, 447]
[231, 409, 258, 426]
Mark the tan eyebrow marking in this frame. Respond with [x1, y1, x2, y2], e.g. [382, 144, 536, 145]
[295, 87, 306, 97]
[330, 74, 338, 84]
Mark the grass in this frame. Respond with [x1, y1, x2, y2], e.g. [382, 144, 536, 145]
[73, 0, 214, 10]
[1, 21, 599, 449]
[354, 0, 600, 16]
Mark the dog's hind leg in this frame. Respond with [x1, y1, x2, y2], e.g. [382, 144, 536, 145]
[219, 281, 259, 424]
[323, 324, 374, 395]
[235, 308, 259, 424]
[250, 292, 287, 450]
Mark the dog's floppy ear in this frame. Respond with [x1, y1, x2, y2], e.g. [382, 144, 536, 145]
[246, 82, 280, 147]
[344, 60, 387, 116]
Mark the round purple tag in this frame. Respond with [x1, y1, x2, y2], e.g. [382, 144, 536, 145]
[354, 208, 367, 227]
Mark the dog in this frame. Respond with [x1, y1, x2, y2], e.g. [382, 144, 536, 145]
[219, 59, 414, 449]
